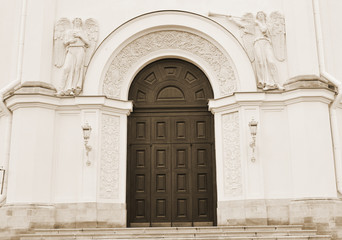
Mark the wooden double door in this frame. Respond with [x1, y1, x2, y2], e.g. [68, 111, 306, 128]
[127, 58, 216, 227]
[128, 113, 215, 227]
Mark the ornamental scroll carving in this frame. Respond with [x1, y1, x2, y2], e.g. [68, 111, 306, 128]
[222, 112, 243, 197]
[103, 30, 237, 98]
[99, 114, 120, 199]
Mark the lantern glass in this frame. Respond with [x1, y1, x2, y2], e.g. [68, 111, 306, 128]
[249, 119, 258, 136]
[82, 123, 92, 140]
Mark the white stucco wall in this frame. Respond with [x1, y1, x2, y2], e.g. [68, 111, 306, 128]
[54, 0, 283, 45]
[0, 115, 9, 168]
[53, 111, 83, 203]
[0, 0, 341, 221]
[2, 0, 339, 90]
[6, 107, 55, 203]
[320, 0, 342, 82]
[260, 107, 292, 199]
[0, 0, 21, 89]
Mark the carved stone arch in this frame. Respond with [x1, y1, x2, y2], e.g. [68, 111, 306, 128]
[102, 29, 237, 99]
[83, 11, 256, 98]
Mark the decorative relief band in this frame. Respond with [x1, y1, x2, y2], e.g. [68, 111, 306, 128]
[103, 30, 237, 98]
[99, 114, 120, 199]
[222, 112, 242, 197]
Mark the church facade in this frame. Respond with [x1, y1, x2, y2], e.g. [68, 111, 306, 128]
[1, 0, 342, 238]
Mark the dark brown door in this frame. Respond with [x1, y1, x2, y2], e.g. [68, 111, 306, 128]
[127, 59, 216, 227]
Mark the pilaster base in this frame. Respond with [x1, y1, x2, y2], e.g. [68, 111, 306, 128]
[0, 203, 126, 232]
[217, 199, 342, 239]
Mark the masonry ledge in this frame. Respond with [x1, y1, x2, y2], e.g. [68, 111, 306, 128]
[209, 89, 335, 113]
[4, 94, 133, 114]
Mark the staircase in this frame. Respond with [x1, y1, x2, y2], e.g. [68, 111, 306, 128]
[19, 225, 331, 240]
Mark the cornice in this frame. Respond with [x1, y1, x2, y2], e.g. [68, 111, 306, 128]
[4, 88, 335, 116]
[209, 89, 335, 113]
[4, 94, 133, 115]
[283, 75, 336, 92]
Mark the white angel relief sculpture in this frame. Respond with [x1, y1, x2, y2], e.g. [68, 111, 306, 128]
[54, 18, 99, 96]
[212, 11, 286, 90]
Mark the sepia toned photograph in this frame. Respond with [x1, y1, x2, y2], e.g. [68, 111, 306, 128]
[0, 0, 341, 239]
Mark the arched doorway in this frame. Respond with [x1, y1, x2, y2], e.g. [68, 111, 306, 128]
[127, 58, 216, 227]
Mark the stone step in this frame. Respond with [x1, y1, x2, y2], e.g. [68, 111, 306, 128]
[32, 225, 306, 234]
[19, 226, 331, 240]
[20, 235, 332, 240]
[21, 230, 318, 237]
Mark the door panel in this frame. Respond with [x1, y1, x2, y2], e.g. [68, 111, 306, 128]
[151, 144, 172, 224]
[152, 117, 170, 143]
[171, 117, 191, 143]
[172, 144, 192, 223]
[131, 117, 151, 143]
[130, 145, 151, 224]
[192, 116, 212, 143]
[192, 144, 213, 223]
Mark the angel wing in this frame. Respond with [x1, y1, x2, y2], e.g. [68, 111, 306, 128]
[267, 11, 286, 61]
[240, 13, 255, 62]
[84, 18, 99, 66]
[54, 18, 71, 68]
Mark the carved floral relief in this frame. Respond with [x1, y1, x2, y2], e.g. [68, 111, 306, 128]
[99, 114, 120, 199]
[103, 30, 237, 98]
[222, 112, 243, 198]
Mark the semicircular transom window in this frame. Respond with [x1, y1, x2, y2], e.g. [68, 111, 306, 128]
[157, 86, 185, 101]
[129, 58, 213, 110]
